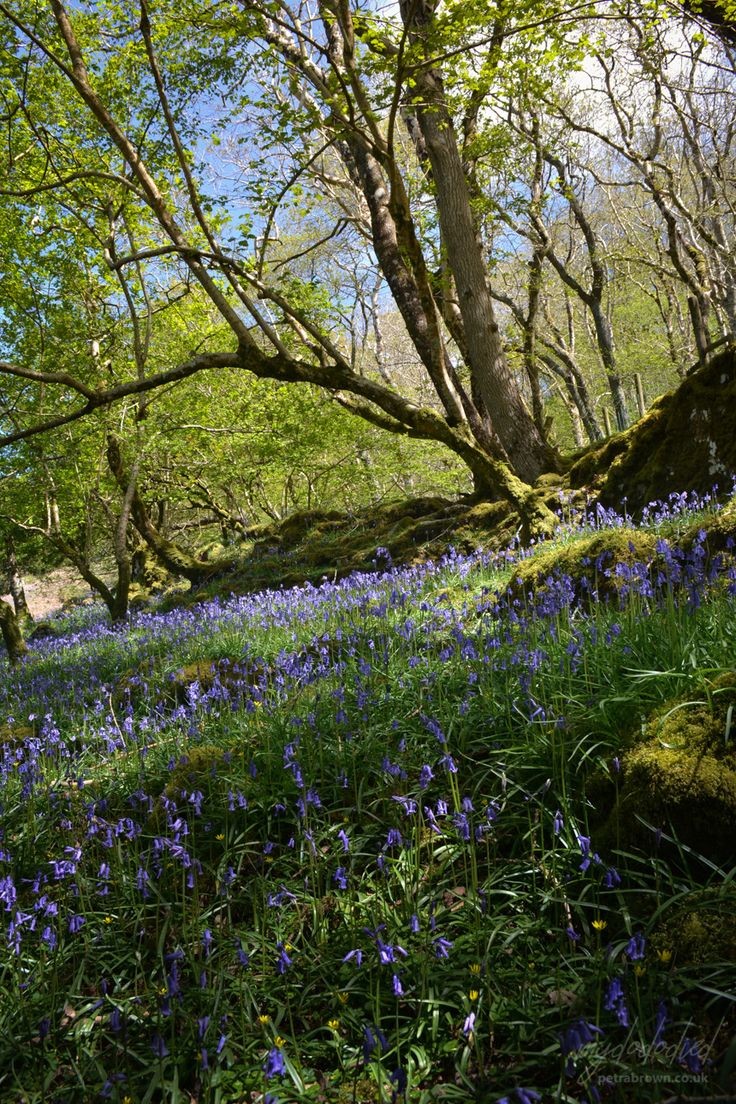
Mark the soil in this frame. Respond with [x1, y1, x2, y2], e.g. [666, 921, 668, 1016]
[1, 566, 93, 621]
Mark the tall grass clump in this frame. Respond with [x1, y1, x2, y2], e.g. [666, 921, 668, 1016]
[0, 490, 734, 1103]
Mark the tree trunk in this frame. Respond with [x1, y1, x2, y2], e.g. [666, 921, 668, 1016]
[5, 543, 33, 632]
[590, 305, 629, 431]
[106, 435, 226, 585]
[399, 0, 554, 482]
[0, 601, 27, 666]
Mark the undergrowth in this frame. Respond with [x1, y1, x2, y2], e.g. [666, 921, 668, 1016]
[0, 489, 735, 1103]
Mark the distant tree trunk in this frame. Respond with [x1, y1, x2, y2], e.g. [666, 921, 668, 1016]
[0, 600, 27, 665]
[107, 435, 223, 585]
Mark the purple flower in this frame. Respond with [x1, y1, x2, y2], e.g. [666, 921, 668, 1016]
[453, 813, 470, 841]
[333, 866, 348, 890]
[419, 764, 434, 790]
[68, 914, 85, 934]
[338, 829, 350, 852]
[679, 1036, 703, 1073]
[389, 1066, 407, 1101]
[343, 948, 363, 967]
[463, 1010, 476, 1036]
[553, 810, 564, 835]
[625, 931, 645, 961]
[263, 1046, 286, 1078]
[276, 943, 292, 974]
[433, 936, 453, 959]
[560, 1018, 603, 1055]
[392, 972, 403, 996]
[362, 1023, 385, 1061]
[604, 976, 628, 1026]
[151, 1032, 169, 1058]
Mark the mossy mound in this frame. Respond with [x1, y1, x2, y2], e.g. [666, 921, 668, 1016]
[569, 346, 736, 512]
[594, 672, 736, 861]
[512, 528, 658, 599]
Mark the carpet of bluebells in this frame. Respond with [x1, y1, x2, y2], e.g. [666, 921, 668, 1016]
[1, 491, 735, 1103]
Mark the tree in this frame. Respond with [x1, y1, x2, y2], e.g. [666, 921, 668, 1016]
[0, 0, 578, 534]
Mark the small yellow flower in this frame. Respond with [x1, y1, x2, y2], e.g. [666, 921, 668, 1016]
[657, 948, 672, 964]
[274, 1035, 285, 1047]
[103, 916, 113, 925]
[327, 1018, 340, 1030]
[469, 989, 479, 1002]
[122, 1097, 134, 1104]
[338, 991, 349, 1004]
[469, 963, 482, 975]
[592, 919, 607, 932]
[634, 964, 646, 977]
[258, 1014, 270, 1025]
[284, 942, 294, 952]
[158, 986, 168, 997]
[215, 833, 224, 841]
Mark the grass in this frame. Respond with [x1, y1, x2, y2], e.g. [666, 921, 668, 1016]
[0, 490, 735, 1103]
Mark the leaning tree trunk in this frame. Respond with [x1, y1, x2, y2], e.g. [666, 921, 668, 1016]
[0, 600, 27, 666]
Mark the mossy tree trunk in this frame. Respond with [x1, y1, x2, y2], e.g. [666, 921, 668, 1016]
[4, 542, 33, 633]
[0, 600, 27, 665]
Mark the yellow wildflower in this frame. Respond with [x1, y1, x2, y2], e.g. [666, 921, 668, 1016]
[657, 949, 672, 964]
[592, 919, 607, 932]
[469, 989, 479, 1002]
[327, 1018, 340, 1030]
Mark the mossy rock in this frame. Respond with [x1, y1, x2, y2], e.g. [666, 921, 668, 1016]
[594, 672, 736, 861]
[166, 657, 264, 706]
[161, 743, 242, 800]
[569, 346, 736, 512]
[0, 724, 34, 746]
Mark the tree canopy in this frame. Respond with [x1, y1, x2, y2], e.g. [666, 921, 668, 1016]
[0, 0, 734, 618]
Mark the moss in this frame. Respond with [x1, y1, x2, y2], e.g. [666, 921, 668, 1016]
[0, 724, 34, 746]
[162, 743, 241, 800]
[570, 346, 736, 512]
[513, 528, 657, 599]
[595, 671, 736, 860]
[652, 897, 736, 966]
